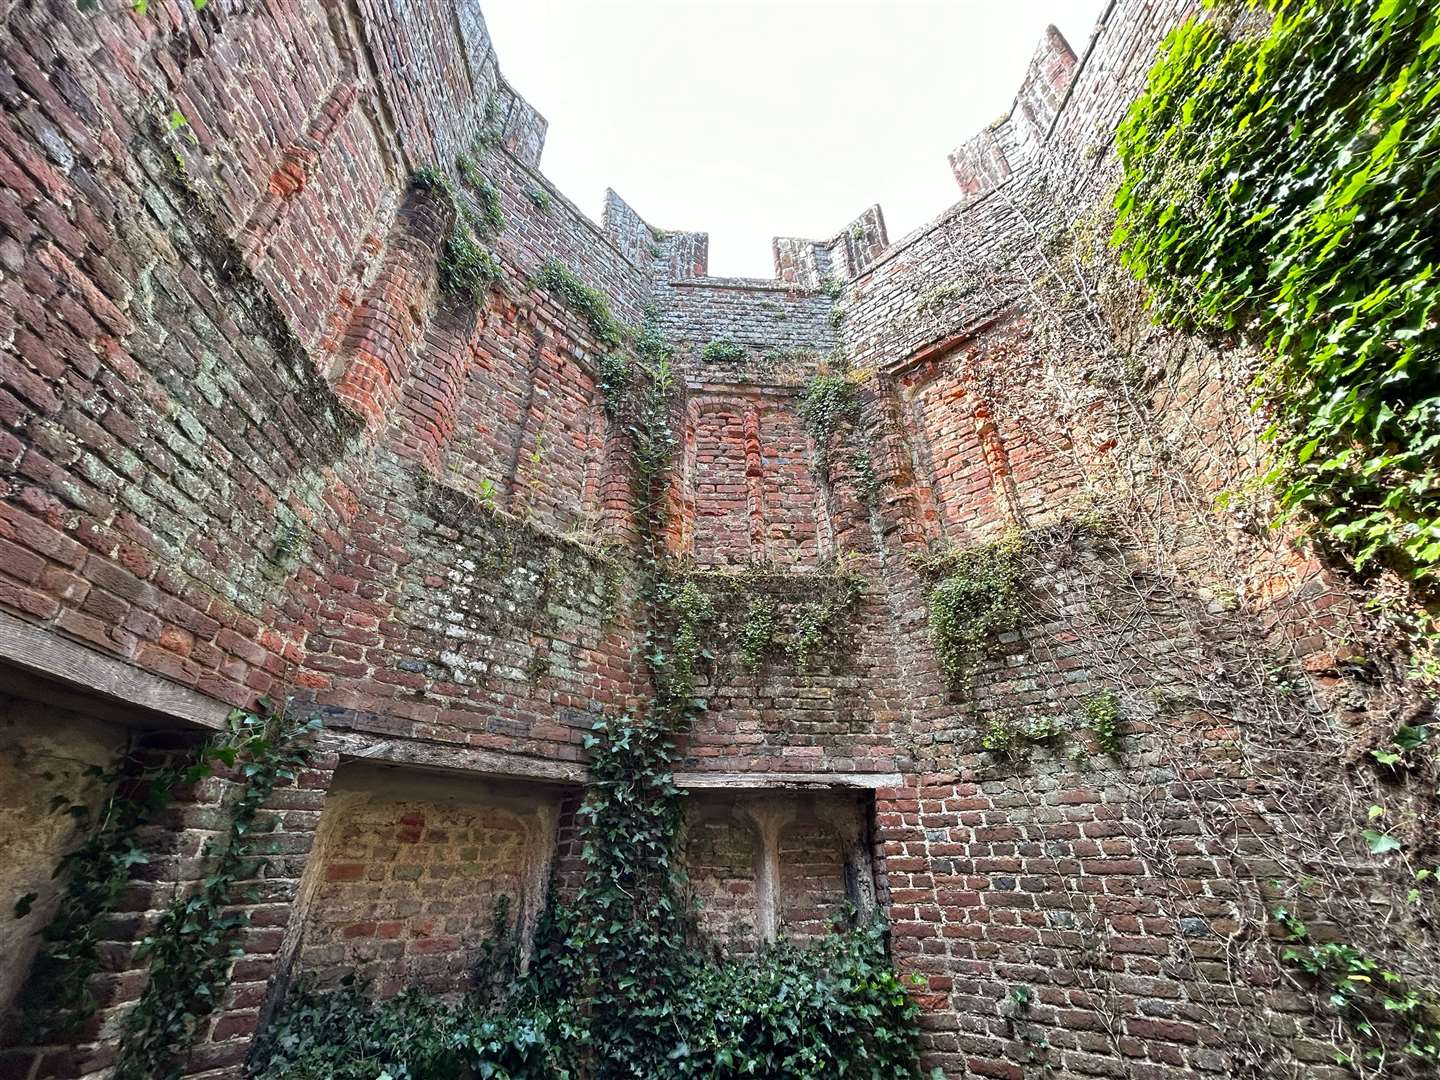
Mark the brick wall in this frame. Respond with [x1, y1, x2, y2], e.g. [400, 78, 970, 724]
[0, 0, 1434, 1077]
[289, 766, 561, 997]
[686, 811, 763, 954]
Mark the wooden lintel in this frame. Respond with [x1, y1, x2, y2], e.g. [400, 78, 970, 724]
[0, 609, 230, 730]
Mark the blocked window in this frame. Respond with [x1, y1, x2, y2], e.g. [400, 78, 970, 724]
[288, 765, 566, 996]
[682, 790, 873, 954]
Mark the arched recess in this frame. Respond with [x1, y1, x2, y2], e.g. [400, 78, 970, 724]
[281, 764, 562, 997]
[777, 812, 857, 941]
[683, 791, 874, 954]
[684, 806, 766, 954]
[681, 394, 831, 568]
[756, 404, 826, 568]
[683, 399, 757, 567]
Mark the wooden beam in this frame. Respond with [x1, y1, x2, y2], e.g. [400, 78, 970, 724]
[0, 609, 229, 730]
[673, 771, 903, 790]
[324, 730, 588, 785]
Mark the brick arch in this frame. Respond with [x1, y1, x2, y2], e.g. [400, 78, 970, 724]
[754, 403, 826, 568]
[776, 812, 854, 941]
[683, 806, 765, 954]
[680, 394, 829, 568]
[287, 766, 561, 998]
[682, 397, 757, 566]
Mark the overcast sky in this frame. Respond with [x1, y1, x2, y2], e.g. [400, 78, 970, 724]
[481, 0, 1110, 277]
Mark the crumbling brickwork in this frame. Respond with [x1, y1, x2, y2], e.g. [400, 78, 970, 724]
[1, 0, 1435, 1078]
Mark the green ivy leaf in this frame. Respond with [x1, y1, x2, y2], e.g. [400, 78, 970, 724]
[1364, 829, 1403, 855]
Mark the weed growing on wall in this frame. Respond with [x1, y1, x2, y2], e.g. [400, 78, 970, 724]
[1082, 691, 1123, 757]
[921, 531, 1025, 686]
[1114, 0, 1440, 590]
[700, 339, 746, 364]
[410, 167, 504, 304]
[530, 260, 625, 348]
[455, 154, 507, 235]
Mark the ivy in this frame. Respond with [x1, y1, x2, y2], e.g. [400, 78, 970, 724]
[596, 352, 631, 419]
[12, 748, 202, 1040]
[788, 575, 864, 671]
[797, 369, 862, 481]
[530, 260, 625, 349]
[1114, 0, 1440, 588]
[253, 921, 932, 1080]
[662, 570, 864, 678]
[251, 978, 480, 1079]
[654, 579, 717, 718]
[736, 598, 779, 672]
[850, 448, 881, 507]
[700, 339, 747, 364]
[921, 532, 1025, 685]
[114, 707, 319, 1080]
[1274, 909, 1440, 1068]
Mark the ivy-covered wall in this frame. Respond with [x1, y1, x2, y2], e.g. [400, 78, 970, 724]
[0, 0, 1436, 1078]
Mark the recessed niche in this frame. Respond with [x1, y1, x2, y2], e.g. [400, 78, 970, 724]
[682, 790, 873, 953]
[286, 764, 567, 996]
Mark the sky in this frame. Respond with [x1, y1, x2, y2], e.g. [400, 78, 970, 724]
[481, 0, 1110, 278]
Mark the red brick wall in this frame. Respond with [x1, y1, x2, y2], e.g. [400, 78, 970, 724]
[679, 390, 827, 570]
[292, 768, 559, 997]
[0, 0, 1431, 1078]
[686, 812, 762, 954]
[777, 816, 850, 941]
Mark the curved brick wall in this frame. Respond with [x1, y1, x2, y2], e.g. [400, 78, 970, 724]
[1, 1, 1434, 1078]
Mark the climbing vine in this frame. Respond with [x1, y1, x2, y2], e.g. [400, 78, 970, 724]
[1114, 0, 1440, 589]
[797, 367, 863, 481]
[13, 748, 200, 1040]
[1275, 909, 1440, 1069]
[114, 707, 319, 1080]
[921, 531, 1026, 686]
[1082, 690, 1123, 757]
